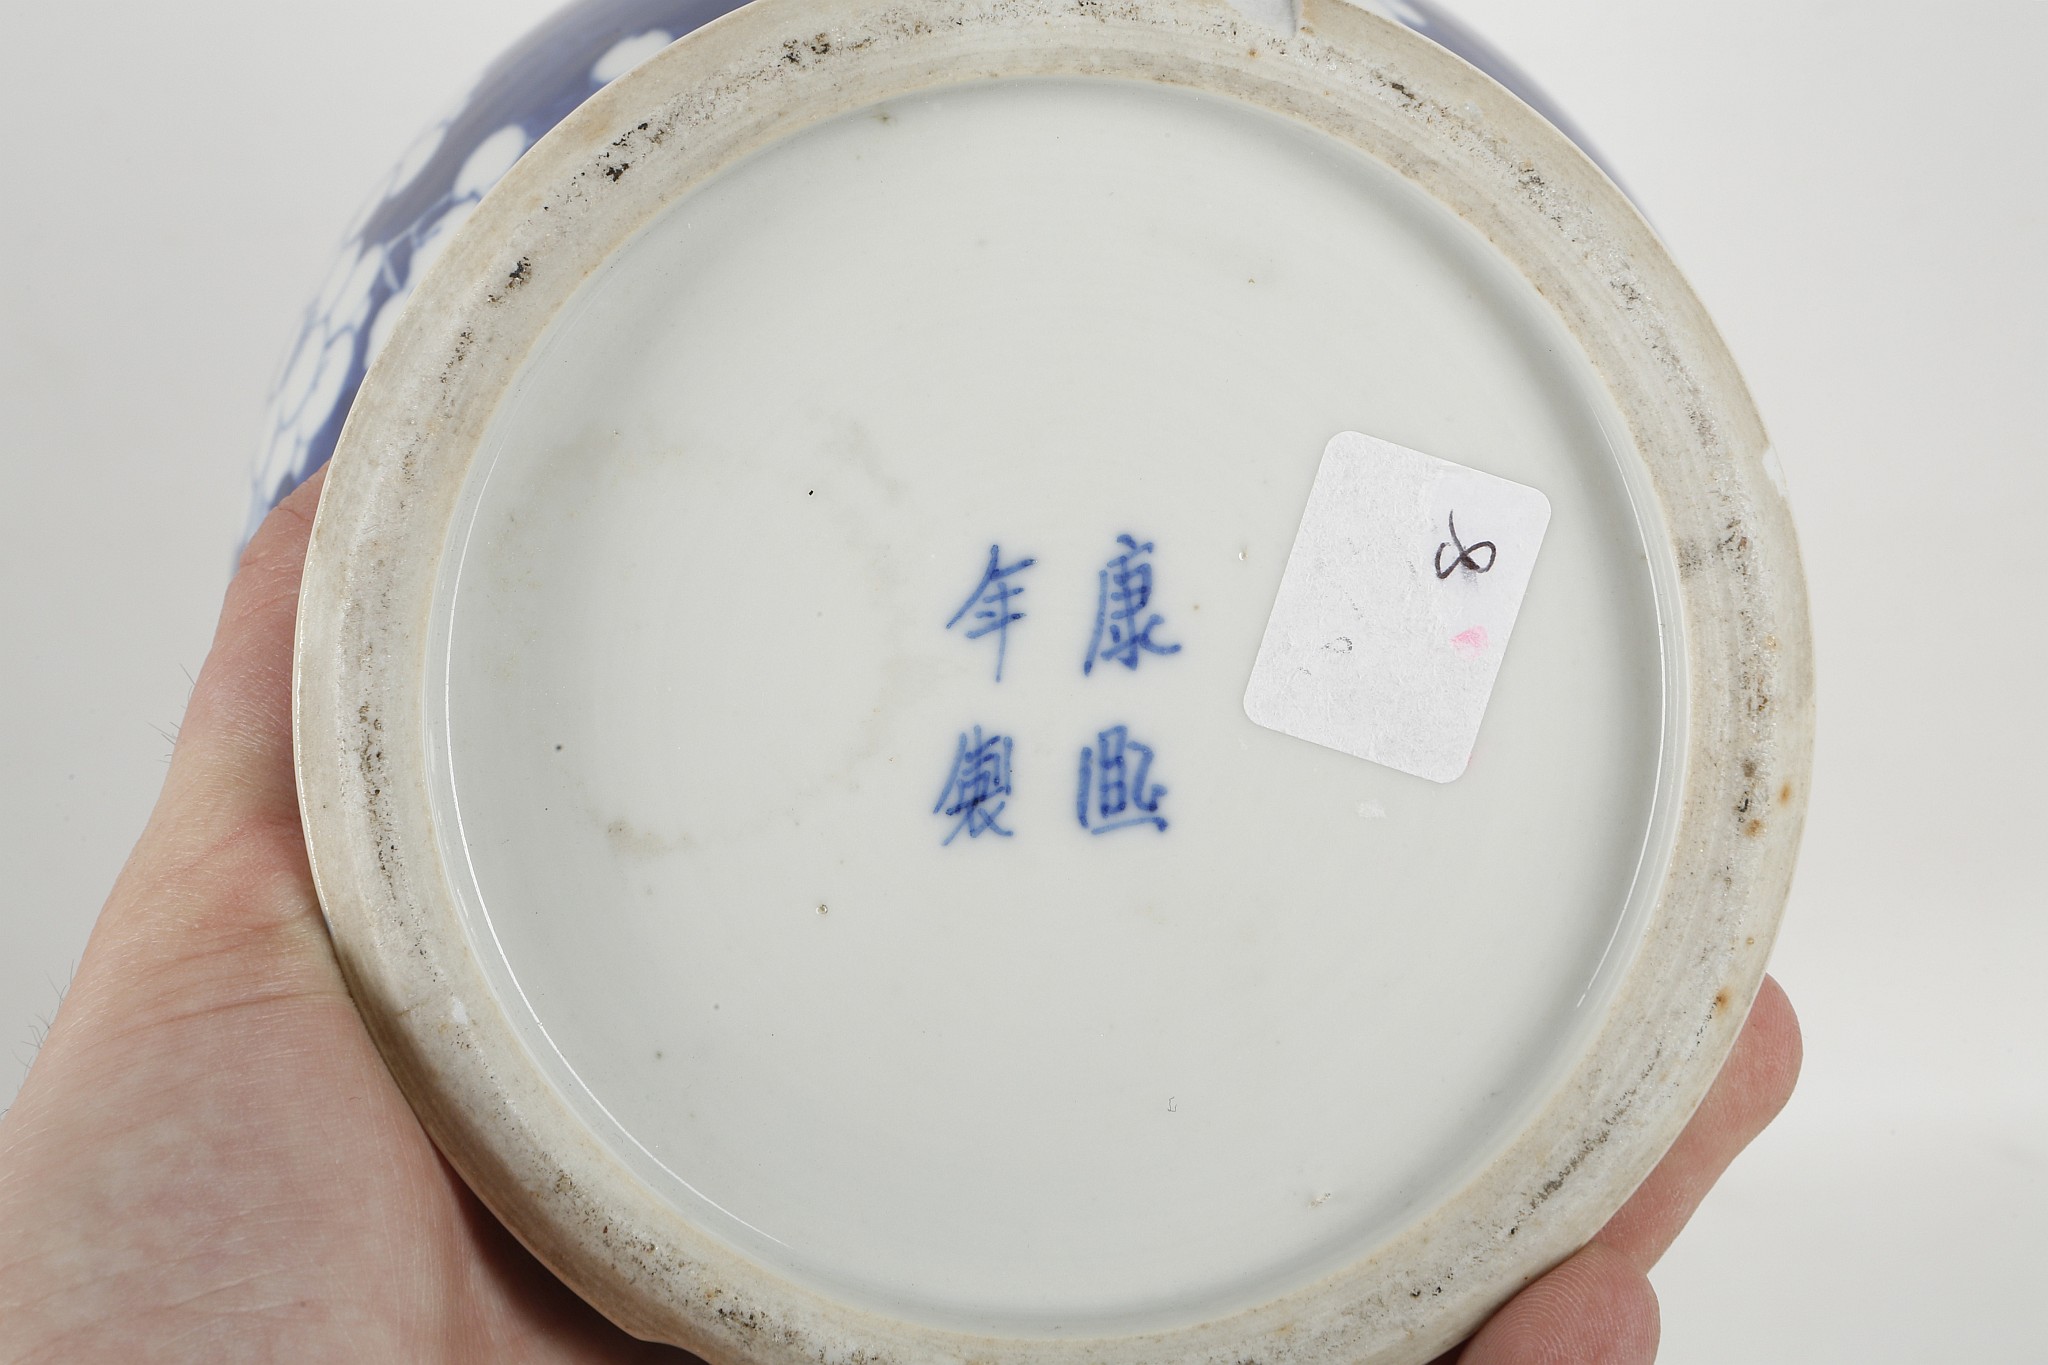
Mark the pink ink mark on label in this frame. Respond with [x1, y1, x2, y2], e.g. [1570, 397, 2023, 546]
[1451, 626, 1489, 659]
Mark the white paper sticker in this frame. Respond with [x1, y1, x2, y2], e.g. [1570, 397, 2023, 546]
[1243, 432, 1551, 782]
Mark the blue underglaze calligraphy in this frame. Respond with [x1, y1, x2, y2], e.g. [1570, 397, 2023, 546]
[1076, 725, 1169, 835]
[1084, 534, 1180, 676]
[934, 726, 1015, 845]
[946, 544, 1036, 682]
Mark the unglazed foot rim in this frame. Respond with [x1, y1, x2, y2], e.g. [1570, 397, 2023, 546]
[293, 1, 1812, 1360]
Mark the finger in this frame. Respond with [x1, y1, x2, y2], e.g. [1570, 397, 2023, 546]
[1431, 977, 1799, 1364]
[149, 466, 328, 847]
[73, 468, 333, 1022]
[1592, 974, 1802, 1272]
[1457, 1241, 1659, 1365]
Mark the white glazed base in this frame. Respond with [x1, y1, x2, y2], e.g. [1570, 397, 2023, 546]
[430, 76, 1669, 1333]
[295, 1, 1810, 1359]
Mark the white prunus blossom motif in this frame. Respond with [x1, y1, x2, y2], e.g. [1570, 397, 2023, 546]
[242, 13, 691, 548]
[245, 118, 535, 545]
[591, 29, 675, 83]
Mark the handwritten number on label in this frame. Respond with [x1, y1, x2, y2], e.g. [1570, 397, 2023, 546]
[1434, 511, 1497, 580]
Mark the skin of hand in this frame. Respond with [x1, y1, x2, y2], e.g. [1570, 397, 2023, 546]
[0, 470, 1801, 1364]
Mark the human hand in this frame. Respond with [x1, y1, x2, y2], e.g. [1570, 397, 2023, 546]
[1429, 979, 1800, 1364]
[0, 470, 684, 1362]
[0, 472, 1799, 1363]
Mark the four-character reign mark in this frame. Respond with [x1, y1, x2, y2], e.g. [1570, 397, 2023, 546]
[937, 534, 1183, 846]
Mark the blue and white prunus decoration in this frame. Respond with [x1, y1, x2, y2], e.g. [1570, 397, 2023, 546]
[249, 0, 1612, 543]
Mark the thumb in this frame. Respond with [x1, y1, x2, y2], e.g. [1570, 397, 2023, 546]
[22, 468, 334, 1082]
[143, 465, 326, 866]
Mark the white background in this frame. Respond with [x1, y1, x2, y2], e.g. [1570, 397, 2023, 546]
[1, 2, 2041, 1359]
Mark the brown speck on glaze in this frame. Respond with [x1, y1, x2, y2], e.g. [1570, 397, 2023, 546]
[1673, 537, 1706, 577]
[606, 817, 693, 857]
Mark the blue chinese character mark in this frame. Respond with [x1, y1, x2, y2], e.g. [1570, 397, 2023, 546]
[946, 544, 1036, 682]
[1076, 725, 1168, 835]
[1084, 534, 1181, 675]
[935, 726, 1015, 845]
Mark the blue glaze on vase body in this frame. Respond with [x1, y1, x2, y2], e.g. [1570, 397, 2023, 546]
[250, 0, 1616, 540]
